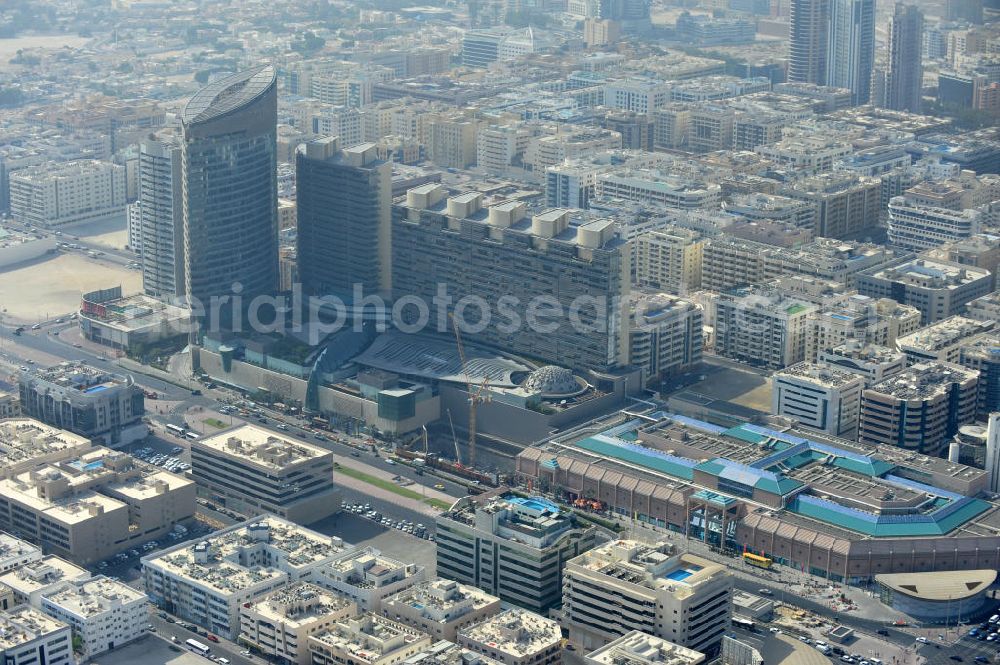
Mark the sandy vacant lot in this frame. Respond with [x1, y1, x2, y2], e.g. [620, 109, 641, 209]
[0, 253, 141, 323]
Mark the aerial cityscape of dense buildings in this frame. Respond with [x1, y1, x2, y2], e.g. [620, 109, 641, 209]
[0, 1, 999, 664]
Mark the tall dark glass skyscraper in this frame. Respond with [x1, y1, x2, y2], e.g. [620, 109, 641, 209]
[883, 2, 925, 113]
[181, 66, 279, 310]
[826, 0, 875, 106]
[296, 137, 392, 301]
[788, 0, 829, 85]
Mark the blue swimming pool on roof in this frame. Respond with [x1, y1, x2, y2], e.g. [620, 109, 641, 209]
[508, 496, 560, 514]
[84, 384, 109, 393]
[666, 570, 692, 582]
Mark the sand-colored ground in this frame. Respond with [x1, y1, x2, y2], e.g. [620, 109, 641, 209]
[0, 253, 141, 322]
[82, 227, 130, 251]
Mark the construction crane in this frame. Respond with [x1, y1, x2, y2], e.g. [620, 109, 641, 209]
[450, 314, 490, 469]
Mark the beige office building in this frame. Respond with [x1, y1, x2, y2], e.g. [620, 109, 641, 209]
[240, 582, 356, 665]
[0, 446, 194, 565]
[380, 578, 501, 642]
[562, 541, 732, 653]
[190, 424, 340, 524]
[0, 419, 91, 479]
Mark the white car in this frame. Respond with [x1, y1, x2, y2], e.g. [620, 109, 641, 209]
[915, 636, 927, 643]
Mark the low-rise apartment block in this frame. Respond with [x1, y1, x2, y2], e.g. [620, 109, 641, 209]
[714, 289, 816, 369]
[142, 517, 351, 639]
[435, 494, 597, 614]
[0, 605, 72, 665]
[0, 393, 19, 419]
[859, 362, 980, 455]
[629, 294, 703, 387]
[18, 362, 146, 446]
[9, 159, 125, 227]
[887, 197, 984, 252]
[315, 547, 425, 612]
[0, 533, 42, 575]
[0, 556, 90, 608]
[896, 316, 995, 365]
[583, 631, 705, 665]
[857, 258, 994, 324]
[0, 446, 194, 565]
[818, 343, 909, 388]
[807, 295, 921, 362]
[772, 363, 864, 438]
[562, 541, 731, 654]
[190, 425, 340, 524]
[406, 641, 503, 665]
[458, 608, 562, 665]
[309, 613, 433, 665]
[380, 579, 500, 642]
[240, 582, 356, 665]
[40, 575, 148, 660]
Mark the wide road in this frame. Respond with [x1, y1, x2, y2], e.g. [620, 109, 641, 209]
[734, 577, 916, 649]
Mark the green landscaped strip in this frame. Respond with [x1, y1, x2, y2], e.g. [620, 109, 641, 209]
[203, 418, 227, 429]
[336, 464, 450, 511]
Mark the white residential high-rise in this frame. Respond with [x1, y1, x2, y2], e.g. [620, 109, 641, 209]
[986, 413, 1000, 493]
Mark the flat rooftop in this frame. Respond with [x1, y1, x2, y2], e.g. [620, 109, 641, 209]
[144, 516, 349, 597]
[0, 555, 89, 598]
[246, 582, 354, 629]
[0, 419, 92, 476]
[0, 606, 66, 650]
[43, 576, 147, 618]
[585, 631, 705, 665]
[526, 412, 998, 540]
[897, 317, 995, 353]
[570, 541, 726, 600]
[459, 609, 560, 658]
[195, 425, 331, 472]
[775, 362, 862, 389]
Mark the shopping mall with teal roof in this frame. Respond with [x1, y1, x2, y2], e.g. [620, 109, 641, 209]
[517, 411, 1000, 584]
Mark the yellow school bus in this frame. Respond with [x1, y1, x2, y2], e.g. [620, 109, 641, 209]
[743, 552, 773, 569]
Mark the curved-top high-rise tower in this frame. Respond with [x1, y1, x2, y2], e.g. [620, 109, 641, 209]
[181, 66, 278, 314]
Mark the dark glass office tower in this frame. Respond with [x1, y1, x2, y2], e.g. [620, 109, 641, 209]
[181, 66, 279, 310]
[296, 138, 392, 300]
[883, 3, 925, 113]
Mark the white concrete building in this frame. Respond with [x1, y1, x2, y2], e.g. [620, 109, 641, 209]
[40, 576, 148, 660]
[309, 613, 433, 665]
[380, 579, 501, 642]
[142, 517, 352, 639]
[603, 78, 672, 114]
[584, 631, 705, 665]
[887, 198, 984, 252]
[987, 413, 1000, 494]
[562, 541, 732, 653]
[239, 582, 357, 665]
[629, 293, 703, 386]
[818, 342, 909, 388]
[596, 170, 721, 210]
[315, 547, 425, 612]
[458, 609, 562, 665]
[0, 556, 90, 608]
[714, 289, 817, 370]
[0, 606, 72, 665]
[772, 362, 864, 438]
[0, 419, 92, 479]
[0, 533, 42, 575]
[896, 316, 996, 365]
[9, 160, 126, 226]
